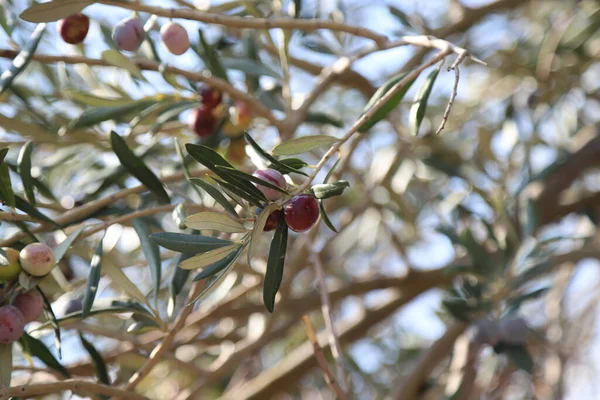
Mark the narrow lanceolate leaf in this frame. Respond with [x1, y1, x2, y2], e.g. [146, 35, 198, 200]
[101, 49, 145, 80]
[13, 196, 58, 227]
[198, 29, 228, 82]
[132, 219, 162, 299]
[19, 333, 71, 378]
[68, 100, 156, 129]
[319, 201, 338, 233]
[358, 71, 417, 133]
[54, 226, 85, 264]
[184, 212, 247, 233]
[189, 178, 238, 216]
[102, 259, 151, 309]
[0, 23, 46, 94]
[272, 135, 339, 156]
[306, 112, 344, 128]
[248, 203, 279, 265]
[0, 160, 15, 208]
[150, 232, 233, 254]
[245, 133, 308, 176]
[82, 240, 103, 319]
[409, 64, 441, 136]
[268, 158, 308, 174]
[189, 256, 238, 304]
[18, 141, 35, 204]
[0, 148, 7, 165]
[221, 58, 281, 79]
[185, 144, 267, 204]
[212, 177, 262, 208]
[193, 247, 242, 281]
[179, 244, 240, 270]
[0, 344, 11, 387]
[79, 334, 110, 385]
[311, 180, 350, 199]
[263, 218, 288, 313]
[215, 166, 289, 195]
[168, 253, 194, 318]
[20, 0, 93, 23]
[37, 288, 62, 359]
[110, 131, 170, 204]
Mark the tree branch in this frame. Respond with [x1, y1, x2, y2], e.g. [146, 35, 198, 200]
[0, 380, 149, 400]
[96, 0, 388, 46]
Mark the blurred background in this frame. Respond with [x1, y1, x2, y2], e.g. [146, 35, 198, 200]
[1, 0, 600, 399]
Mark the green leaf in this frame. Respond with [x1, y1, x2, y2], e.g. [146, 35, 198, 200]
[388, 6, 413, 29]
[18, 141, 35, 204]
[263, 218, 288, 313]
[179, 244, 240, 270]
[311, 180, 350, 199]
[20, 0, 93, 23]
[268, 158, 308, 174]
[132, 219, 162, 300]
[37, 288, 62, 359]
[215, 166, 289, 195]
[212, 177, 262, 208]
[198, 30, 228, 82]
[0, 160, 15, 208]
[248, 203, 279, 264]
[0, 344, 11, 387]
[102, 259, 152, 309]
[193, 247, 242, 281]
[66, 91, 133, 108]
[68, 100, 156, 130]
[272, 135, 339, 156]
[184, 211, 247, 233]
[188, 254, 238, 304]
[221, 58, 281, 79]
[500, 344, 534, 374]
[319, 201, 337, 233]
[409, 64, 441, 136]
[0, 23, 46, 94]
[323, 153, 341, 184]
[189, 178, 238, 216]
[79, 334, 110, 385]
[245, 133, 308, 176]
[13, 195, 58, 227]
[168, 253, 193, 318]
[54, 226, 85, 264]
[305, 112, 344, 127]
[0, 148, 7, 165]
[82, 239, 103, 319]
[150, 232, 233, 254]
[186, 144, 268, 204]
[19, 333, 71, 378]
[110, 131, 170, 204]
[358, 72, 417, 133]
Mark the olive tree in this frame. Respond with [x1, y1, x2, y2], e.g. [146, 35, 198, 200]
[0, 0, 599, 399]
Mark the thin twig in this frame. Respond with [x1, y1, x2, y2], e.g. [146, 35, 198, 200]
[0, 380, 149, 400]
[0, 168, 210, 247]
[96, 0, 388, 46]
[302, 315, 348, 400]
[310, 251, 348, 394]
[286, 49, 452, 198]
[436, 51, 467, 135]
[0, 50, 282, 130]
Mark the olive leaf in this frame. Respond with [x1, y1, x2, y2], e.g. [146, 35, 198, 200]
[272, 135, 339, 156]
[263, 218, 288, 313]
[184, 211, 247, 233]
[409, 64, 441, 136]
